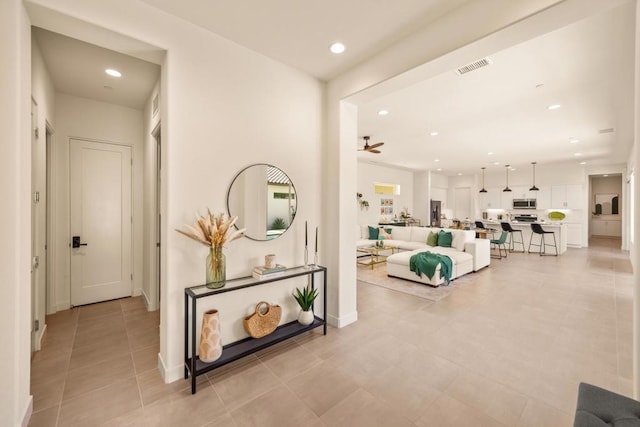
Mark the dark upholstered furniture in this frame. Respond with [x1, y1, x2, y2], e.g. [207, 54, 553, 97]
[574, 382, 640, 426]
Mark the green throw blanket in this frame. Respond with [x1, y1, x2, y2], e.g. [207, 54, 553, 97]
[409, 251, 453, 285]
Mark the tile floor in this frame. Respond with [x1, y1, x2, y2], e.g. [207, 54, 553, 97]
[29, 236, 633, 426]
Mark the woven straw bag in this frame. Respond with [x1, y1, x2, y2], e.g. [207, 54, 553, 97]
[243, 301, 282, 338]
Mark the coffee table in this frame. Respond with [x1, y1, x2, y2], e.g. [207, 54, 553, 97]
[357, 244, 398, 269]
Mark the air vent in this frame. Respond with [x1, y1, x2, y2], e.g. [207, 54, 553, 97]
[455, 57, 493, 75]
[598, 128, 614, 134]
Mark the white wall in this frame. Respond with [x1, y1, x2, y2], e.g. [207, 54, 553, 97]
[31, 36, 56, 352]
[52, 94, 144, 310]
[24, 0, 324, 387]
[142, 79, 160, 311]
[357, 161, 414, 225]
[0, 0, 32, 424]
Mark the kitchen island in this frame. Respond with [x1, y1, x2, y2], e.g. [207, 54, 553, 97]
[485, 221, 567, 255]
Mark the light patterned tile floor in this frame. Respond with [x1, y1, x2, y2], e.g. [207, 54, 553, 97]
[29, 237, 632, 426]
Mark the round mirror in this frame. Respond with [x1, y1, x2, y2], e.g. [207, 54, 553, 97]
[227, 164, 297, 241]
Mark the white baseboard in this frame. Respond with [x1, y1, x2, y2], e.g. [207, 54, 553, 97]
[56, 301, 71, 311]
[36, 324, 47, 351]
[157, 352, 184, 384]
[141, 291, 150, 308]
[21, 395, 33, 427]
[327, 311, 357, 328]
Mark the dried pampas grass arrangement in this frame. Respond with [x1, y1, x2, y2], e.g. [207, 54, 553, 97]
[176, 209, 246, 250]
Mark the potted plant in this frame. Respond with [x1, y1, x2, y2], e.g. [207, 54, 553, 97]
[292, 285, 319, 325]
[357, 193, 369, 210]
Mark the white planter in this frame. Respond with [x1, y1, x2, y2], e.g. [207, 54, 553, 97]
[297, 309, 314, 325]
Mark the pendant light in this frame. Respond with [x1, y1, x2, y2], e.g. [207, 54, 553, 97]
[479, 167, 487, 193]
[503, 165, 512, 192]
[529, 162, 539, 191]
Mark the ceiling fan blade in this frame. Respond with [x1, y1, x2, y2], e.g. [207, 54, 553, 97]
[368, 149, 382, 154]
[368, 142, 384, 149]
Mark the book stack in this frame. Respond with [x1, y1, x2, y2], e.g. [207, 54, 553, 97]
[252, 264, 287, 280]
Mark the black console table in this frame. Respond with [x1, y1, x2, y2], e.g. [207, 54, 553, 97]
[184, 264, 327, 394]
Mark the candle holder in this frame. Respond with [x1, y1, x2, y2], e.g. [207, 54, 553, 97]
[304, 246, 309, 269]
[314, 252, 318, 266]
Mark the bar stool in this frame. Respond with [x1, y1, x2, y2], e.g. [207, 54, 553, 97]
[475, 221, 496, 239]
[528, 223, 558, 256]
[490, 231, 509, 259]
[500, 222, 524, 253]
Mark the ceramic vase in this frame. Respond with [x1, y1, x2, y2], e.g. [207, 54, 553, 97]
[297, 309, 314, 326]
[206, 247, 226, 289]
[199, 309, 222, 363]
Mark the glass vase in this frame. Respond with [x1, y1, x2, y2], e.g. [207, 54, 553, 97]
[206, 247, 226, 289]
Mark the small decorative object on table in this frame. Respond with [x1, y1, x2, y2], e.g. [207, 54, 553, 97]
[293, 285, 319, 325]
[252, 264, 287, 280]
[243, 301, 282, 338]
[314, 226, 319, 265]
[199, 309, 222, 363]
[176, 209, 246, 289]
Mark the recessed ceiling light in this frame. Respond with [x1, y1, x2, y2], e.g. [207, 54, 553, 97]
[436, 168, 442, 171]
[510, 167, 516, 171]
[105, 69, 121, 77]
[603, 174, 609, 177]
[493, 161, 500, 165]
[547, 104, 561, 110]
[487, 152, 494, 156]
[377, 110, 389, 116]
[569, 138, 579, 143]
[329, 42, 345, 54]
[434, 159, 440, 162]
[457, 173, 462, 176]
[430, 132, 439, 136]
[574, 153, 582, 156]
[579, 161, 587, 165]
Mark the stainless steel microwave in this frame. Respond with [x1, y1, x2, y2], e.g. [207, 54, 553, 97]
[513, 199, 536, 209]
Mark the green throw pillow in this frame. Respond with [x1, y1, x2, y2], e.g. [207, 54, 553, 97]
[368, 226, 379, 240]
[438, 230, 453, 248]
[426, 231, 438, 247]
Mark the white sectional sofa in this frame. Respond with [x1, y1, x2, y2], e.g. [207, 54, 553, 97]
[357, 225, 490, 287]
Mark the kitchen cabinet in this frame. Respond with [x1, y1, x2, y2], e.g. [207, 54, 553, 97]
[500, 190, 514, 210]
[591, 219, 622, 237]
[551, 184, 583, 209]
[566, 223, 582, 247]
[479, 189, 501, 210]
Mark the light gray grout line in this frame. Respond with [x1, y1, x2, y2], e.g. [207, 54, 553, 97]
[52, 308, 78, 427]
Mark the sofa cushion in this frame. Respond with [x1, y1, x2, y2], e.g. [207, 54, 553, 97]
[368, 226, 379, 240]
[390, 226, 412, 242]
[451, 229, 475, 252]
[411, 227, 430, 243]
[574, 382, 640, 426]
[438, 230, 453, 248]
[427, 231, 438, 247]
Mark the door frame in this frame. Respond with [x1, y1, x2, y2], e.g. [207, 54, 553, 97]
[150, 121, 161, 311]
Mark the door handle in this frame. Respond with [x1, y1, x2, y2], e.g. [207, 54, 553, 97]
[72, 236, 88, 248]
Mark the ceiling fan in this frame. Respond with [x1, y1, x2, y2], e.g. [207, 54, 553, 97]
[359, 136, 384, 154]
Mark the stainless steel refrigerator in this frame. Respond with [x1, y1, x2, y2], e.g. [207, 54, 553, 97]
[430, 200, 441, 227]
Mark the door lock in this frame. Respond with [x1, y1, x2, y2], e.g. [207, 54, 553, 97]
[72, 236, 88, 248]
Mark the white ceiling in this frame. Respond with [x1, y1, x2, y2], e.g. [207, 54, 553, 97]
[356, 3, 635, 175]
[30, 0, 634, 176]
[32, 27, 160, 110]
[138, 0, 470, 81]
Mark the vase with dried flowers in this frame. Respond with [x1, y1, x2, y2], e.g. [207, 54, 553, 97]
[176, 210, 245, 289]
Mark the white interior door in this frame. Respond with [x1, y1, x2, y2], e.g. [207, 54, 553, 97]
[70, 139, 132, 306]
